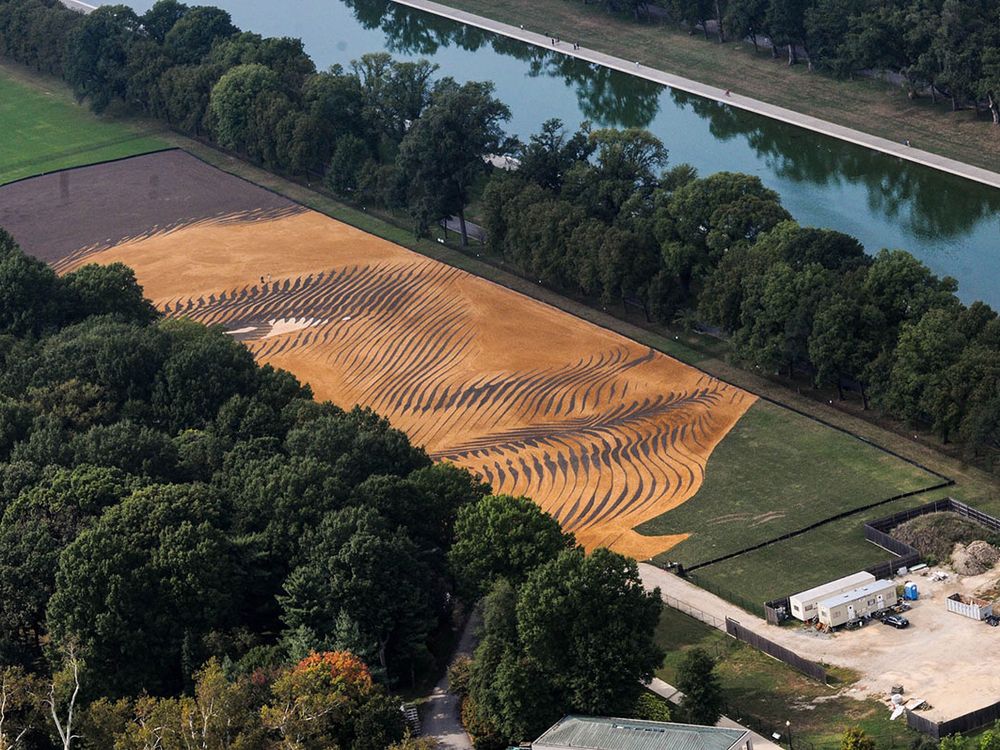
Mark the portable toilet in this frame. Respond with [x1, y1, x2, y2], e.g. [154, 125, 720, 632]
[904, 582, 918, 601]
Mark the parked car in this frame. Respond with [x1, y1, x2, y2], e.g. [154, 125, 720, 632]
[985, 615, 1000, 627]
[882, 614, 910, 629]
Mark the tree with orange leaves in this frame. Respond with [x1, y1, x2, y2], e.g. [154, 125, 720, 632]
[262, 651, 404, 750]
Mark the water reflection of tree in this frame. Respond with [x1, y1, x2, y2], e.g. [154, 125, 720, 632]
[344, 0, 995, 240]
[671, 89, 1000, 240]
[343, 0, 662, 127]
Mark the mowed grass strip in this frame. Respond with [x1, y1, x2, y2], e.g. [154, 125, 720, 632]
[439, 0, 1000, 173]
[654, 606, 917, 749]
[690, 483, 1000, 605]
[639, 400, 940, 567]
[0, 71, 166, 185]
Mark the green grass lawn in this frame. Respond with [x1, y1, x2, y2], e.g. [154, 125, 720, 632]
[690, 483, 1000, 605]
[655, 606, 919, 749]
[639, 400, 941, 573]
[0, 70, 166, 184]
[687, 492, 942, 605]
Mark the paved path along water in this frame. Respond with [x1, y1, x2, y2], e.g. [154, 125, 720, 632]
[389, 0, 1000, 191]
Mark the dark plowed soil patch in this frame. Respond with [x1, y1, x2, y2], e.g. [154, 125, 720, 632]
[0, 150, 302, 265]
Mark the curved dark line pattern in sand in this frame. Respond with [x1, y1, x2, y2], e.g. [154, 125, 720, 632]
[163, 258, 752, 554]
[5, 150, 755, 559]
[52, 206, 307, 274]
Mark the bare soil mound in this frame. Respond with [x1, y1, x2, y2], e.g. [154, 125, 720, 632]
[892, 512, 993, 563]
[952, 540, 1000, 576]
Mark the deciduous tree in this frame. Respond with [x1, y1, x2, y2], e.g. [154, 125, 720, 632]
[396, 79, 511, 243]
[676, 648, 722, 725]
[449, 495, 574, 600]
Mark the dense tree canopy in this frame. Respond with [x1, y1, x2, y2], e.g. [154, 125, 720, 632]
[0, 230, 674, 748]
[465, 549, 664, 744]
[448, 494, 575, 600]
[567, 0, 1000, 124]
[482, 118, 1000, 462]
[0, 234, 489, 729]
[396, 78, 511, 243]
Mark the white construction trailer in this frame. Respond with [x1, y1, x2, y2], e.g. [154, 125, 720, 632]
[788, 572, 876, 622]
[817, 579, 898, 628]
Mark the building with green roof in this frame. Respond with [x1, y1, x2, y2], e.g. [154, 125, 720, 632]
[532, 715, 754, 750]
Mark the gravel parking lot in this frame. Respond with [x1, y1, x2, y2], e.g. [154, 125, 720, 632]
[643, 561, 1000, 722]
[764, 563, 1000, 720]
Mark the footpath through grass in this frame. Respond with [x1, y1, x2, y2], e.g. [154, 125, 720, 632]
[437, 0, 1000, 174]
[639, 400, 940, 571]
[655, 606, 918, 749]
[0, 68, 166, 185]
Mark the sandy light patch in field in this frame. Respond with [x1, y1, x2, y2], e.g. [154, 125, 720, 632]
[80, 209, 755, 558]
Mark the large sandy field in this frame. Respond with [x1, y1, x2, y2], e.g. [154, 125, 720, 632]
[0, 150, 756, 559]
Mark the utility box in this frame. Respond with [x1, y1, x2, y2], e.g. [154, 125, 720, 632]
[817, 579, 898, 628]
[946, 593, 993, 621]
[788, 572, 876, 622]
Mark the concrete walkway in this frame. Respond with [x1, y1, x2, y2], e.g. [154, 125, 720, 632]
[421, 610, 482, 749]
[639, 563, 767, 632]
[647, 678, 784, 750]
[389, 0, 1000, 190]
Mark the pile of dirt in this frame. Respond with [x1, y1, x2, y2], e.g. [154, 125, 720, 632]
[952, 541, 1000, 576]
[892, 512, 994, 562]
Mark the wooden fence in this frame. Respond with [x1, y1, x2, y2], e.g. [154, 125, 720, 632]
[868, 498, 1000, 738]
[763, 497, 1000, 625]
[907, 698, 1000, 738]
[725, 617, 827, 683]
[763, 597, 790, 626]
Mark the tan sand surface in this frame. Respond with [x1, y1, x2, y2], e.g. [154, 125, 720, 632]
[78, 210, 756, 559]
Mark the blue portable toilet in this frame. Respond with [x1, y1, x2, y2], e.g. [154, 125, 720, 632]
[904, 582, 919, 601]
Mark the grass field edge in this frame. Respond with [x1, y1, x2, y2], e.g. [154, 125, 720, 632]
[683, 479, 954, 573]
[0, 145, 180, 188]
